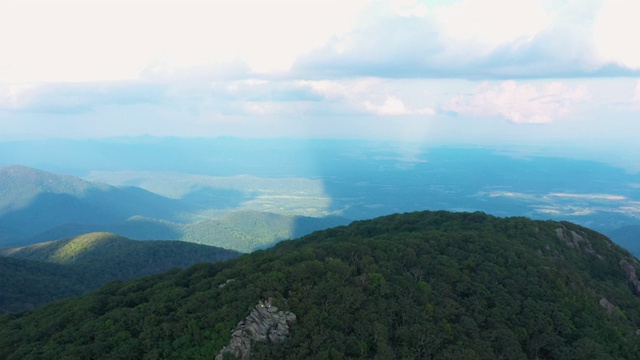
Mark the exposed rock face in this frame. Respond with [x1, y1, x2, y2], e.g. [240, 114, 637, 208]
[216, 298, 297, 360]
[555, 227, 602, 258]
[599, 297, 616, 315]
[218, 279, 236, 289]
[620, 259, 640, 296]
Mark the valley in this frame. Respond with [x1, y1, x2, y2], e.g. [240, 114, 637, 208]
[3, 2, 640, 358]
[0, 139, 639, 357]
[2, 138, 637, 254]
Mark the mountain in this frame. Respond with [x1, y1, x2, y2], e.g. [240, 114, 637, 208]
[26, 216, 183, 244]
[0, 165, 349, 251]
[182, 211, 351, 252]
[24, 210, 350, 253]
[0, 165, 193, 246]
[0, 256, 98, 314]
[3, 211, 640, 359]
[1, 232, 241, 280]
[4, 138, 640, 235]
[0, 232, 241, 313]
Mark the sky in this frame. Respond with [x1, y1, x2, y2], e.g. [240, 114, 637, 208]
[1, 0, 639, 165]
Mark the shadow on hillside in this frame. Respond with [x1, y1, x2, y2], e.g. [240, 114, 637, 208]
[251, 215, 353, 251]
[291, 215, 351, 239]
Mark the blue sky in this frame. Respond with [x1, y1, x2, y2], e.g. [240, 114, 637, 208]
[1, 0, 639, 166]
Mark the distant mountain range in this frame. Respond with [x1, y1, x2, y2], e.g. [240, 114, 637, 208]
[0, 232, 241, 313]
[1, 137, 639, 254]
[2, 211, 640, 358]
[0, 165, 193, 245]
[0, 165, 349, 251]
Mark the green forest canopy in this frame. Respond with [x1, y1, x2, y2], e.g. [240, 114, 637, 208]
[2, 211, 640, 359]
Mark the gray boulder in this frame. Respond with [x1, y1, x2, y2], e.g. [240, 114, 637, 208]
[216, 298, 297, 360]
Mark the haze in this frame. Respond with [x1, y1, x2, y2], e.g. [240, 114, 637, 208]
[1, 0, 639, 247]
[0, 0, 637, 167]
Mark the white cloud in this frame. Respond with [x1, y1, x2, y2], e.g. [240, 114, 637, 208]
[294, 0, 640, 79]
[0, 82, 166, 113]
[445, 80, 588, 123]
[0, 84, 36, 110]
[593, 0, 640, 69]
[364, 97, 410, 115]
[364, 96, 434, 116]
[435, 0, 551, 50]
[5, 0, 640, 84]
[633, 80, 640, 103]
[392, 0, 429, 18]
[299, 79, 435, 117]
[296, 80, 351, 99]
[0, 0, 368, 83]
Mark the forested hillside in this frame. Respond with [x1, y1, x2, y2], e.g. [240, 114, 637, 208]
[0, 256, 98, 313]
[182, 211, 349, 252]
[0, 233, 240, 313]
[23, 211, 349, 253]
[2, 211, 640, 359]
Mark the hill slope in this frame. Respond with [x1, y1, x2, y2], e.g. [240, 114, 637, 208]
[182, 210, 350, 252]
[0, 165, 193, 246]
[1, 232, 241, 280]
[0, 233, 241, 313]
[0, 256, 99, 314]
[25, 210, 350, 253]
[2, 211, 640, 359]
[25, 216, 182, 244]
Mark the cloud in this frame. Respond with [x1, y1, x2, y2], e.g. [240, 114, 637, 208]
[634, 81, 640, 103]
[139, 60, 252, 83]
[298, 79, 436, 117]
[0, 0, 369, 83]
[593, 0, 640, 69]
[0, 78, 328, 115]
[364, 97, 435, 116]
[5, 0, 640, 84]
[0, 83, 166, 114]
[391, 0, 429, 18]
[444, 80, 588, 123]
[0, 84, 35, 110]
[435, 0, 551, 49]
[293, 0, 640, 79]
[364, 97, 411, 115]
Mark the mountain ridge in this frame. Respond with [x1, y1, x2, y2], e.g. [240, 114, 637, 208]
[0, 233, 241, 313]
[0, 165, 195, 245]
[0, 165, 350, 251]
[1, 232, 241, 273]
[2, 211, 640, 359]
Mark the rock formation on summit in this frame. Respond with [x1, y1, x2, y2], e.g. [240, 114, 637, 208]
[216, 298, 297, 360]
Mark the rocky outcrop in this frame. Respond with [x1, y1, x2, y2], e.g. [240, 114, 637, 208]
[620, 259, 640, 296]
[599, 297, 616, 315]
[555, 227, 602, 258]
[216, 298, 297, 360]
[218, 279, 236, 289]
